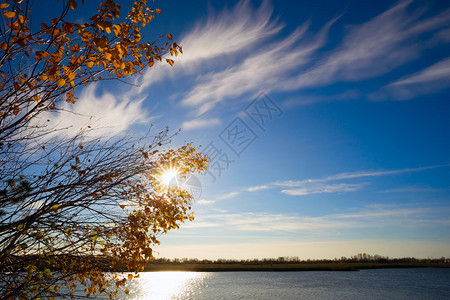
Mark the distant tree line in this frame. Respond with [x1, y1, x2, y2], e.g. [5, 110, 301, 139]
[6, 253, 449, 271]
[147, 254, 450, 265]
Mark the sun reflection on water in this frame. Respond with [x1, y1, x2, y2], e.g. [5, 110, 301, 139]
[124, 272, 209, 300]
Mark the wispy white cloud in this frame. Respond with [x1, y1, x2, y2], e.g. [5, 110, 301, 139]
[331, 207, 433, 219]
[181, 221, 221, 229]
[180, 18, 336, 115]
[126, 0, 450, 129]
[282, 1, 450, 90]
[281, 183, 365, 196]
[274, 164, 449, 188]
[392, 57, 450, 85]
[181, 118, 220, 131]
[195, 199, 216, 205]
[177, 204, 449, 234]
[247, 185, 270, 192]
[217, 191, 241, 200]
[198, 191, 241, 204]
[232, 164, 450, 197]
[379, 57, 450, 99]
[179, 0, 281, 63]
[174, 0, 450, 116]
[134, 0, 281, 92]
[208, 165, 449, 199]
[35, 83, 151, 139]
[190, 212, 355, 233]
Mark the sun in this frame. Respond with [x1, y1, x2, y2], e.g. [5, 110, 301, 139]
[159, 168, 179, 187]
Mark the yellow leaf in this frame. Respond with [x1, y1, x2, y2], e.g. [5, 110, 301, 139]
[68, 71, 76, 80]
[113, 24, 121, 36]
[57, 78, 66, 87]
[86, 61, 94, 68]
[105, 27, 111, 34]
[4, 10, 15, 19]
[166, 59, 174, 66]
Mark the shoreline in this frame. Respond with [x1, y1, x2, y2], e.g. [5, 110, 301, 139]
[142, 262, 450, 272]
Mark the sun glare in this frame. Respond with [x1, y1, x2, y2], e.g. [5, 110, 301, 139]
[160, 168, 179, 187]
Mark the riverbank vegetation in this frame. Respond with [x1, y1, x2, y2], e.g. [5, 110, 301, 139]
[142, 254, 450, 271]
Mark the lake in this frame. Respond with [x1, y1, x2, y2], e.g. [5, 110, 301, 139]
[116, 268, 450, 299]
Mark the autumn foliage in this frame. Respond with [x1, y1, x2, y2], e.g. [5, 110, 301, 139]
[0, 1, 206, 299]
[0, 0, 181, 141]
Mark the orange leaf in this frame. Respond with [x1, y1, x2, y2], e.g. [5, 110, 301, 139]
[57, 78, 66, 87]
[127, 274, 133, 280]
[166, 59, 174, 66]
[4, 10, 15, 19]
[120, 205, 125, 209]
[167, 34, 172, 40]
[13, 105, 19, 115]
[155, 8, 162, 14]
[35, 51, 49, 60]
[0, 3, 9, 10]
[69, 0, 77, 10]
[86, 61, 94, 68]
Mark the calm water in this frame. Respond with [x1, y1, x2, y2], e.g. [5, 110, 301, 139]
[116, 268, 450, 299]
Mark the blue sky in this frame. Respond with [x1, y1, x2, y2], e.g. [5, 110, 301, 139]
[52, 0, 450, 259]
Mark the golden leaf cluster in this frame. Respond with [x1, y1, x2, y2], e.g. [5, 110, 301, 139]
[0, 0, 181, 118]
